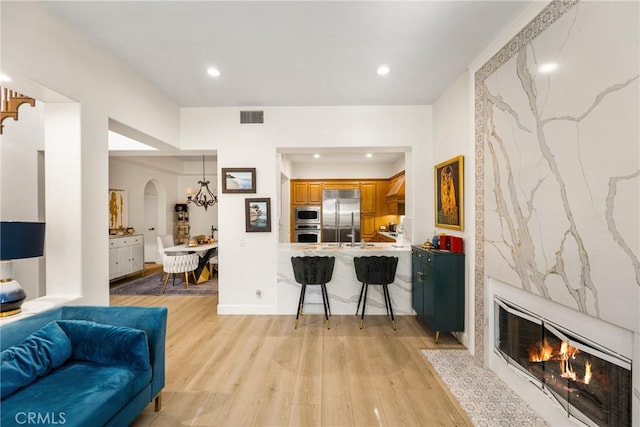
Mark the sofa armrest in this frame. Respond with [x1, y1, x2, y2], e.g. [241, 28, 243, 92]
[56, 320, 151, 371]
[60, 306, 167, 399]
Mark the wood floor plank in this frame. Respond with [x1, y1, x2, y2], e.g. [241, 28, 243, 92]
[347, 336, 388, 426]
[320, 335, 355, 426]
[291, 328, 323, 406]
[289, 404, 321, 427]
[111, 295, 472, 427]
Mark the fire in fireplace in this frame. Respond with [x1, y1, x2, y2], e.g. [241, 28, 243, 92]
[528, 338, 592, 384]
[495, 298, 631, 427]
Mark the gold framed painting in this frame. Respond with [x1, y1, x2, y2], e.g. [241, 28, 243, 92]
[434, 155, 463, 231]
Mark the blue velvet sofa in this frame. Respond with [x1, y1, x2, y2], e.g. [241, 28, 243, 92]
[0, 305, 167, 427]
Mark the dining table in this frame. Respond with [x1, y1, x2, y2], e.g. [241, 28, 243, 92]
[163, 242, 218, 284]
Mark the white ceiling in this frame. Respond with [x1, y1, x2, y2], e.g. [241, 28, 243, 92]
[45, 1, 530, 164]
[44, 1, 530, 108]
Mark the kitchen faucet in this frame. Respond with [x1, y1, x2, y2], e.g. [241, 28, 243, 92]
[344, 212, 356, 247]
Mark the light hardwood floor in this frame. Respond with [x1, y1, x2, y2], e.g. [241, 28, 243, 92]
[110, 294, 472, 426]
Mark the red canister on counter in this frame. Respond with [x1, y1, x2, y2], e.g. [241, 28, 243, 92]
[449, 236, 463, 253]
[439, 235, 463, 253]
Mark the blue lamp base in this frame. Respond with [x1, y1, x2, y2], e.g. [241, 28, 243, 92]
[0, 280, 27, 317]
[0, 279, 27, 316]
[0, 261, 27, 317]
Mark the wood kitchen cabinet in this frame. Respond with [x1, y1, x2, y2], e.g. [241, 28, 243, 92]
[412, 246, 464, 342]
[308, 183, 322, 204]
[361, 214, 376, 240]
[359, 181, 378, 241]
[292, 181, 322, 205]
[290, 177, 402, 242]
[360, 181, 394, 241]
[322, 181, 359, 190]
[292, 182, 308, 205]
[360, 182, 377, 213]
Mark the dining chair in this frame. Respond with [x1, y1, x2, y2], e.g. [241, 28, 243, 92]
[161, 253, 199, 292]
[208, 253, 218, 277]
[157, 235, 180, 281]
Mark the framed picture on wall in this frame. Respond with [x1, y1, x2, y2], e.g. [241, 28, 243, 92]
[434, 155, 464, 230]
[245, 198, 271, 232]
[221, 168, 256, 193]
[108, 189, 128, 230]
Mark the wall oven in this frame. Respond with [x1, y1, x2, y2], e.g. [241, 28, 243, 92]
[294, 224, 321, 243]
[294, 206, 321, 224]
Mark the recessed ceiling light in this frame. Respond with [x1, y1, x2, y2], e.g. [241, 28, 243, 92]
[0, 73, 11, 82]
[538, 62, 558, 74]
[206, 67, 222, 78]
[313, 154, 320, 159]
[377, 65, 390, 76]
[366, 153, 373, 158]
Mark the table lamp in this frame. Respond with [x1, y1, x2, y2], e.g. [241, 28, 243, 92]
[0, 221, 45, 317]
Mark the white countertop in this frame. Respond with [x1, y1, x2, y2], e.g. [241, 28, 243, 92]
[164, 242, 218, 252]
[279, 242, 411, 252]
[377, 231, 398, 240]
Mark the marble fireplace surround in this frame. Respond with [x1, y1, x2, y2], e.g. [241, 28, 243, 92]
[487, 277, 633, 426]
[474, 0, 639, 423]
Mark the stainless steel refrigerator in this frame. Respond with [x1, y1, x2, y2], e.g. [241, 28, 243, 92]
[322, 189, 360, 243]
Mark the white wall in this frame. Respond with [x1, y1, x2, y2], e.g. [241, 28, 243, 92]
[430, 0, 550, 358]
[109, 158, 179, 239]
[432, 70, 473, 350]
[181, 105, 432, 314]
[0, 102, 45, 300]
[2, 2, 180, 305]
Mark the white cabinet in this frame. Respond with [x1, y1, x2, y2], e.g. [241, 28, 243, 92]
[109, 235, 144, 280]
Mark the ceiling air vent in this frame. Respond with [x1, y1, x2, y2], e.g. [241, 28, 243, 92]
[240, 110, 264, 124]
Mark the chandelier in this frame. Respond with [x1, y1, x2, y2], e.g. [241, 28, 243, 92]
[187, 156, 217, 210]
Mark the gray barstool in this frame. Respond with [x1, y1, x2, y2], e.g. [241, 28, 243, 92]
[354, 256, 399, 329]
[291, 256, 335, 329]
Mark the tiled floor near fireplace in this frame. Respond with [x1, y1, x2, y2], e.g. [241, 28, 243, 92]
[422, 350, 549, 427]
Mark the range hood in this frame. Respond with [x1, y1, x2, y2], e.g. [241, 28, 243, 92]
[386, 172, 405, 215]
[386, 174, 405, 202]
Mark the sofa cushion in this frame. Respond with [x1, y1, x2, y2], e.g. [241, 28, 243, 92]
[0, 321, 72, 399]
[0, 362, 152, 427]
[56, 320, 150, 371]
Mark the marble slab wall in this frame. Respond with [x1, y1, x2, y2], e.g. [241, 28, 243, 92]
[475, 0, 639, 359]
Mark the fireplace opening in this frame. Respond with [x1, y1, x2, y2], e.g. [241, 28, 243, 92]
[495, 298, 632, 427]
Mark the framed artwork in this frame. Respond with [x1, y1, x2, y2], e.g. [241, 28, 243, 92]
[108, 189, 128, 230]
[221, 168, 256, 193]
[245, 198, 271, 232]
[434, 155, 463, 230]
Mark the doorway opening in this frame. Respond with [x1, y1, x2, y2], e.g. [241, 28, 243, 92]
[143, 180, 160, 263]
